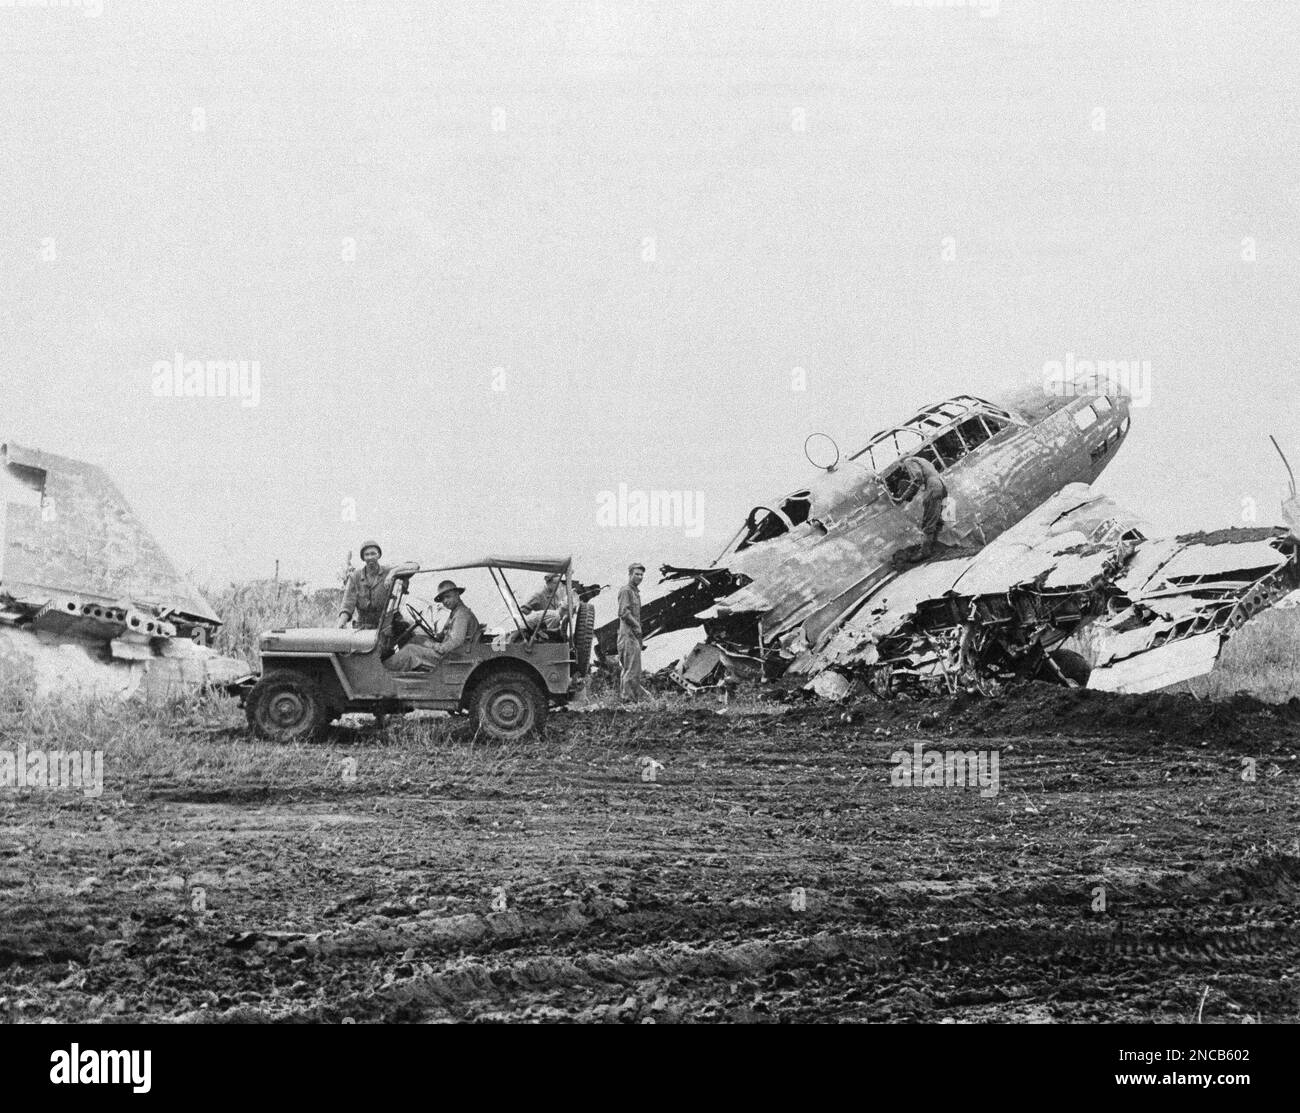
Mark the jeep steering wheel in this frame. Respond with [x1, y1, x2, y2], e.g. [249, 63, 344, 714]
[403, 602, 438, 643]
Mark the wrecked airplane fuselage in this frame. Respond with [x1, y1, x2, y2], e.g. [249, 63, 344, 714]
[700, 385, 1132, 643]
[0, 442, 248, 701]
[599, 381, 1132, 653]
[600, 380, 1299, 698]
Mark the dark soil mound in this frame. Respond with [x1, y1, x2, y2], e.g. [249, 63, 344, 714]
[789, 682, 1300, 748]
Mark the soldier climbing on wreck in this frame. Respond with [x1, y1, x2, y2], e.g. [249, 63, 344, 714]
[895, 455, 948, 561]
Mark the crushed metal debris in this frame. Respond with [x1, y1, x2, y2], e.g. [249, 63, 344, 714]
[1, 442, 248, 700]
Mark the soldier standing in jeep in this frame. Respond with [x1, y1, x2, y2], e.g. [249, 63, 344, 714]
[338, 540, 391, 628]
[240, 557, 593, 742]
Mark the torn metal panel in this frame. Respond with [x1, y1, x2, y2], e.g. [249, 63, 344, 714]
[670, 641, 763, 689]
[1115, 538, 1182, 595]
[1041, 546, 1122, 590]
[31, 596, 177, 642]
[794, 557, 967, 672]
[1087, 633, 1225, 694]
[1134, 594, 1213, 622]
[1088, 621, 1180, 668]
[1153, 540, 1287, 585]
[110, 636, 156, 662]
[948, 544, 1062, 598]
[642, 626, 710, 674]
[799, 563, 901, 652]
[2, 442, 218, 624]
[945, 484, 1141, 597]
[794, 492, 1298, 698]
[0, 441, 247, 701]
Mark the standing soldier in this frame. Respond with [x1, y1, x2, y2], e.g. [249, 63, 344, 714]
[617, 562, 648, 702]
[896, 456, 948, 560]
[338, 540, 391, 629]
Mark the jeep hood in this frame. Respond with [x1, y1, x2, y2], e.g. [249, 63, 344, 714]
[259, 628, 379, 654]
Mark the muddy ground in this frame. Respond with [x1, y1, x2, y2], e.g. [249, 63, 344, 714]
[2, 684, 1298, 1023]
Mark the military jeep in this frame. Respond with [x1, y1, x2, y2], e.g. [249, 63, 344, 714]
[240, 556, 594, 742]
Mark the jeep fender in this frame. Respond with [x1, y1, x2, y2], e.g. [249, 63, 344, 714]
[461, 657, 550, 710]
[257, 654, 351, 709]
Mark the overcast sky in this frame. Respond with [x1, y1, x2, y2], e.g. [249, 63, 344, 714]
[2, 0, 1297, 594]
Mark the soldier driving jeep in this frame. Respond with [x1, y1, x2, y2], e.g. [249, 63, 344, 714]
[383, 577, 481, 671]
[240, 556, 595, 742]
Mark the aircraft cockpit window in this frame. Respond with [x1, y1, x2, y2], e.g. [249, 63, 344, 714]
[917, 445, 945, 471]
[931, 429, 967, 468]
[932, 411, 1010, 469]
[882, 468, 909, 500]
[780, 492, 812, 528]
[851, 428, 925, 472]
[1072, 405, 1099, 431]
[734, 494, 811, 551]
[955, 416, 991, 452]
[736, 506, 792, 550]
[851, 399, 1013, 475]
[1092, 395, 1114, 416]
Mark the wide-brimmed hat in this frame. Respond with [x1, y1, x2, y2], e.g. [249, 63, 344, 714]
[434, 579, 466, 601]
[359, 539, 383, 558]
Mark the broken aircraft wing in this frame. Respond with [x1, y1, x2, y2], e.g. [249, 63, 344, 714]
[1, 441, 247, 700]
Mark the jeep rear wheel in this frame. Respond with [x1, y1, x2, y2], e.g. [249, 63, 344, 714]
[247, 670, 333, 743]
[472, 669, 547, 741]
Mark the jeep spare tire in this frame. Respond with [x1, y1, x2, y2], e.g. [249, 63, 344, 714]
[572, 601, 595, 680]
[472, 668, 547, 741]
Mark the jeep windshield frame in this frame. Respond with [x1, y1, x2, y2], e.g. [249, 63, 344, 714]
[389, 556, 575, 648]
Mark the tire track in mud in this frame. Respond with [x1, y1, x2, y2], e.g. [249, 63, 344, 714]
[206, 855, 1300, 1022]
[205, 920, 1300, 1023]
[224, 853, 1300, 958]
[10, 695, 1299, 1023]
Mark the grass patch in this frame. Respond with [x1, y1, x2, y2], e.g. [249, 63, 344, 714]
[1189, 607, 1300, 703]
[202, 579, 340, 664]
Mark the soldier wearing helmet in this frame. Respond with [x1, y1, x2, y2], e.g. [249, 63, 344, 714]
[338, 540, 391, 629]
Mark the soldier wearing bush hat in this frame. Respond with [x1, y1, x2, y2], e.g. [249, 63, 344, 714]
[384, 578, 481, 672]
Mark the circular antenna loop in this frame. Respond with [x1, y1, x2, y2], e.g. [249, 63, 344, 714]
[804, 432, 840, 472]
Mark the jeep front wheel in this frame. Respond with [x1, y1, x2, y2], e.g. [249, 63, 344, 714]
[247, 670, 333, 743]
[472, 669, 547, 741]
